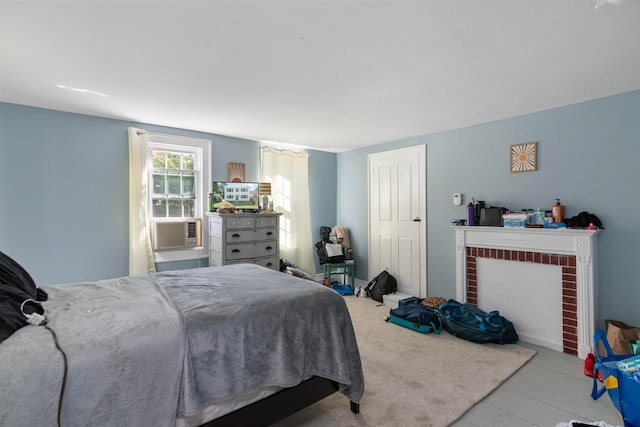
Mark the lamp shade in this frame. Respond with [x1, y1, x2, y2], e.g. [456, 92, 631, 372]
[259, 182, 271, 195]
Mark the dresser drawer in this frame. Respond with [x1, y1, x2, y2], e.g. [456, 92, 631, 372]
[225, 227, 277, 243]
[254, 256, 279, 270]
[224, 217, 255, 229]
[256, 216, 278, 228]
[225, 241, 277, 260]
[256, 227, 277, 240]
[225, 229, 256, 243]
[225, 256, 278, 270]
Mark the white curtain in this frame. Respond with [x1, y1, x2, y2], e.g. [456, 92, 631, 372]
[261, 146, 315, 276]
[128, 127, 156, 275]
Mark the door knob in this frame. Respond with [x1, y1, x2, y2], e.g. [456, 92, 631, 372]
[413, 217, 421, 222]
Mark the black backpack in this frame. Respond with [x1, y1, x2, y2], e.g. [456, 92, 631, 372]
[364, 271, 397, 302]
[0, 251, 48, 343]
[315, 241, 345, 264]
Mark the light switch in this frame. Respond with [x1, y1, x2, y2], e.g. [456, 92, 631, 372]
[453, 193, 462, 206]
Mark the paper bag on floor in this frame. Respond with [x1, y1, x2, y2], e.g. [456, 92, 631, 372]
[605, 319, 640, 355]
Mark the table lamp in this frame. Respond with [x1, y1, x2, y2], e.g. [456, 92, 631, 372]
[259, 182, 272, 211]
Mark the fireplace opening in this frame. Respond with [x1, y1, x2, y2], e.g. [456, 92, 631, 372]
[466, 247, 578, 355]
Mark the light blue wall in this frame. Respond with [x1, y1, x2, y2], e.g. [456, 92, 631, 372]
[0, 103, 337, 284]
[2, 91, 638, 329]
[309, 148, 338, 273]
[336, 90, 640, 329]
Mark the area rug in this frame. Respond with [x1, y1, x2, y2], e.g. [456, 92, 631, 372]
[274, 295, 536, 427]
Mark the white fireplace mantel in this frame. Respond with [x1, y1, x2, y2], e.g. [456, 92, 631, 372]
[453, 226, 600, 359]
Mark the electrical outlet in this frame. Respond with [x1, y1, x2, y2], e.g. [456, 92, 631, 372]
[453, 193, 462, 206]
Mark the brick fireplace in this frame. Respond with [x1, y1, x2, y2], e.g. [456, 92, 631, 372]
[454, 227, 599, 359]
[466, 247, 578, 354]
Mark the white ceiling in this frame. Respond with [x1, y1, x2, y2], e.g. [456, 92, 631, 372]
[1, 0, 639, 152]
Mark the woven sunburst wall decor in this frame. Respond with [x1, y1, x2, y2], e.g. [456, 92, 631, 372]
[510, 142, 537, 173]
[228, 162, 245, 182]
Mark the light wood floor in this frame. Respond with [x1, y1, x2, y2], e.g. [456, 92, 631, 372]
[452, 342, 622, 427]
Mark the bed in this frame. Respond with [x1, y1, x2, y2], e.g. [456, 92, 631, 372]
[0, 263, 364, 426]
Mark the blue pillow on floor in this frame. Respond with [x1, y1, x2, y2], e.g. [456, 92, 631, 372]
[331, 283, 353, 295]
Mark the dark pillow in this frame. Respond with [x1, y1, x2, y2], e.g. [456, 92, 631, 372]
[565, 211, 603, 229]
[0, 251, 48, 343]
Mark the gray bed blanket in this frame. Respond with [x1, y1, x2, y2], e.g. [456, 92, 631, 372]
[0, 274, 185, 427]
[0, 264, 364, 426]
[155, 264, 364, 418]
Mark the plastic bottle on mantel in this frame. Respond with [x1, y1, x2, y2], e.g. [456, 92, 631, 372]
[552, 199, 564, 223]
[466, 203, 476, 226]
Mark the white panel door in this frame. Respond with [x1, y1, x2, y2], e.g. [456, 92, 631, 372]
[368, 145, 426, 297]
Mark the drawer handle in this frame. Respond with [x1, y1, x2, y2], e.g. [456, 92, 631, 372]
[232, 249, 240, 253]
[266, 231, 273, 236]
[266, 262, 273, 267]
[265, 246, 273, 251]
[231, 233, 240, 238]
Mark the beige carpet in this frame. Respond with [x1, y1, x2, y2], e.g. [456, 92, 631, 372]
[274, 295, 536, 427]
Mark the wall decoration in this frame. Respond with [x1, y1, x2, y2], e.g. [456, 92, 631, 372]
[228, 162, 245, 182]
[510, 142, 537, 172]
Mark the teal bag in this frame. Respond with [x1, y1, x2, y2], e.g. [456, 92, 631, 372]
[438, 299, 518, 344]
[591, 329, 640, 427]
[388, 300, 443, 334]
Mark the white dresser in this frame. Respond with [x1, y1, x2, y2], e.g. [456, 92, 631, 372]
[208, 212, 281, 270]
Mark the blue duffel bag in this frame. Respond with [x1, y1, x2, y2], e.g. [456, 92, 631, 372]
[388, 298, 443, 334]
[438, 299, 518, 344]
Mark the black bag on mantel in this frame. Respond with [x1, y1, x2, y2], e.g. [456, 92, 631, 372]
[364, 271, 397, 303]
[438, 299, 518, 345]
[564, 211, 603, 229]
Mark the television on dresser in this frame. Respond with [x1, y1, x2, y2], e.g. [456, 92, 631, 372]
[212, 181, 260, 210]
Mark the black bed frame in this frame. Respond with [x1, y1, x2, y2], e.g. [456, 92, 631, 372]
[201, 376, 360, 427]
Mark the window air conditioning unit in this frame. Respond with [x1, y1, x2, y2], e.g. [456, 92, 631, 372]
[153, 219, 202, 251]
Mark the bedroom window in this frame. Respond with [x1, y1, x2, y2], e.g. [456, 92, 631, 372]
[150, 149, 197, 218]
[128, 129, 212, 268]
[145, 137, 210, 224]
[146, 137, 211, 263]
